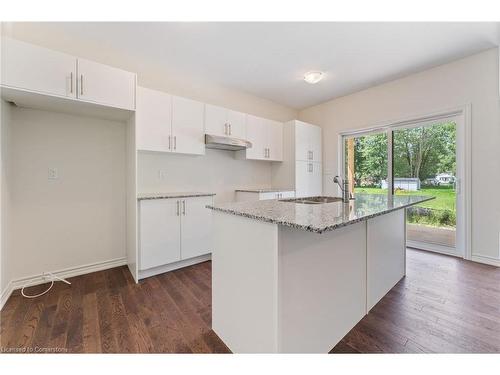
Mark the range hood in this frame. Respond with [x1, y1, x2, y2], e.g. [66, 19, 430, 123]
[205, 134, 252, 151]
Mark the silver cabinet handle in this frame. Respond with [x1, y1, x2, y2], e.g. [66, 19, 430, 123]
[176, 200, 180, 216]
[308, 163, 313, 172]
[267, 148, 270, 158]
[224, 123, 228, 135]
[182, 200, 186, 215]
[174, 136, 177, 150]
[229, 124, 232, 135]
[70, 72, 73, 94]
[168, 135, 171, 150]
[80, 74, 83, 95]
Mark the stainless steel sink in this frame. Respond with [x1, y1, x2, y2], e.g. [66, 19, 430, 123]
[281, 196, 343, 204]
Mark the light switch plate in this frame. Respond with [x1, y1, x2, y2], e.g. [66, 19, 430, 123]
[158, 170, 167, 180]
[48, 168, 58, 180]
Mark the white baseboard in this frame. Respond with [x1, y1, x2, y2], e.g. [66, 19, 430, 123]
[471, 254, 500, 267]
[0, 281, 14, 311]
[0, 257, 127, 311]
[138, 253, 211, 280]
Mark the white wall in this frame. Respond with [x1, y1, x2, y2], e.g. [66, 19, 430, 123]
[1, 101, 12, 296]
[299, 48, 500, 262]
[138, 150, 273, 204]
[2, 106, 127, 290]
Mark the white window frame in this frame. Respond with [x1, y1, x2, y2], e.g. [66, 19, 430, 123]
[338, 105, 471, 260]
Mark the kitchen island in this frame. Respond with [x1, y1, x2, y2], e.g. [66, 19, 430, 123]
[207, 194, 433, 353]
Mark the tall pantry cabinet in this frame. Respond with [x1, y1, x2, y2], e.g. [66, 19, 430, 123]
[271, 120, 322, 198]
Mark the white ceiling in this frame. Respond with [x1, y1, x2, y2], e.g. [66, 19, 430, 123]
[5, 22, 500, 109]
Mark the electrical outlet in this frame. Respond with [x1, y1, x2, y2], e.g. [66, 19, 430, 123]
[158, 170, 167, 180]
[48, 168, 58, 180]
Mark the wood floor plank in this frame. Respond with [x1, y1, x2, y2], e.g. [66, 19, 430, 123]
[1, 249, 499, 353]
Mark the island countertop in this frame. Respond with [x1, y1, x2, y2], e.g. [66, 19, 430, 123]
[207, 194, 434, 233]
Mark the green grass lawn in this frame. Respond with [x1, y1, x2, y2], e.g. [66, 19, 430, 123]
[354, 186, 456, 211]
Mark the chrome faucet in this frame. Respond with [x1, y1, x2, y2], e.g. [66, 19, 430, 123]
[333, 176, 352, 203]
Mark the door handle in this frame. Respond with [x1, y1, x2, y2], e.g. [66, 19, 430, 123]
[70, 72, 73, 94]
[174, 136, 177, 151]
[229, 124, 232, 135]
[176, 200, 180, 216]
[224, 123, 228, 135]
[182, 200, 186, 215]
[168, 135, 171, 150]
[80, 74, 84, 95]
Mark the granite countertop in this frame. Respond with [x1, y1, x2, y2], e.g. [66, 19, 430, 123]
[138, 192, 216, 200]
[207, 194, 434, 234]
[235, 188, 295, 193]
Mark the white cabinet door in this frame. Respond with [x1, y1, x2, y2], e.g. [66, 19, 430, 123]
[267, 120, 283, 161]
[1, 37, 77, 98]
[171, 95, 205, 155]
[180, 196, 213, 259]
[294, 121, 311, 161]
[259, 192, 278, 200]
[77, 58, 136, 110]
[205, 104, 228, 137]
[246, 115, 267, 160]
[295, 161, 310, 198]
[227, 109, 246, 139]
[139, 199, 181, 270]
[310, 125, 322, 162]
[309, 162, 323, 196]
[136, 86, 172, 152]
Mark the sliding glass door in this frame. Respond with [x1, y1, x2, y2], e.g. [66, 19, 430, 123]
[343, 131, 388, 197]
[341, 114, 465, 257]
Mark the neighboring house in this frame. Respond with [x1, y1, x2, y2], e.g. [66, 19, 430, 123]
[381, 178, 420, 191]
[435, 173, 455, 185]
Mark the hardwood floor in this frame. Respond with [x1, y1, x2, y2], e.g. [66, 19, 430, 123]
[331, 249, 500, 353]
[1, 249, 499, 353]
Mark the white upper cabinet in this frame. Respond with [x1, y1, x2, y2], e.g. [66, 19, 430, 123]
[76, 58, 135, 110]
[226, 109, 246, 139]
[1, 37, 77, 98]
[295, 120, 322, 162]
[205, 104, 228, 136]
[205, 104, 246, 139]
[0, 38, 136, 112]
[246, 115, 268, 160]
[136, 87, 205, 155]
[245, 115, 283, 161]
[136, 86, 172, 152]
[267, 120, 283, 161]
[171, 95, 205, 155]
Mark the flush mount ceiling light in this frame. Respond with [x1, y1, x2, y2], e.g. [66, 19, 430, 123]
[303, 71, 324, 84]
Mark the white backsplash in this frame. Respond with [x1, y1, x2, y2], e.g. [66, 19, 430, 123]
[137, 149, 273, 203]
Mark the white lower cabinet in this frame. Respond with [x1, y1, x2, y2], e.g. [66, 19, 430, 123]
[139, 199, 181, 270]
[139, 196, 213, 275]
[235, 190, 295, 202]
[180, 197, 213, 259]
